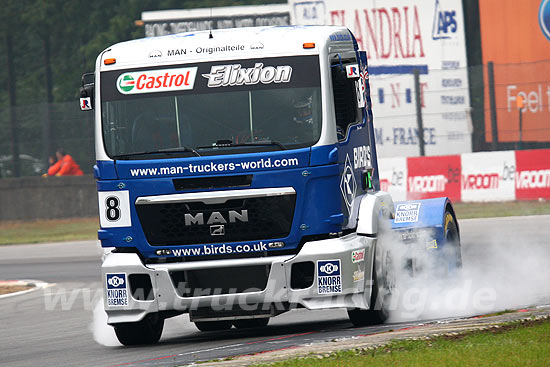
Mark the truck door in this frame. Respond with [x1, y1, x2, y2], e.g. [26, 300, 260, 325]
[329, 52, 373, 229]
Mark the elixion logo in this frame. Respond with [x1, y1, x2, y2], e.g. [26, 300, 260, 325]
[202, 63, 292, 88]
[116, 67, 197, 95]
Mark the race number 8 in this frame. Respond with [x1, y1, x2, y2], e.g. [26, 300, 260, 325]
[98, 191, 131, 228]
[105, 196, 121, 221]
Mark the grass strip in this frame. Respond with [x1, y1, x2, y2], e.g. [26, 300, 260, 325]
[0, 217, 98, 245]
[256, 318, 550, 367]
[0, 285, 33, 295]
[453, 200, 550, 219]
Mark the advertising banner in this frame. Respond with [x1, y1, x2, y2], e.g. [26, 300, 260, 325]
[378, 157, 407, 201]
[289, 0, 473, 158]
[460, 151, 516, 202]
[380, 149, 550, 203]
[142, 4, 290, 37]
[515, 149, 550, 200]
[479, 0, 550, 143]
[406, 155, 461, 202]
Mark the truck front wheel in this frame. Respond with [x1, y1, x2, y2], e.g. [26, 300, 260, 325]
[348, 247, 394, 326]
[113, 313, 164, 345]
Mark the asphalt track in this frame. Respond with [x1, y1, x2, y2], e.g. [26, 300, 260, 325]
[0, 215, 549, 367]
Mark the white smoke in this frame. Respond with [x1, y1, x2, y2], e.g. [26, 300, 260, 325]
[90, 298, 121, 347]
[385, 216, 550, 322]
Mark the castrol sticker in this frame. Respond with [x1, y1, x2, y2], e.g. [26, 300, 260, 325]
[116, 67, 197, 95]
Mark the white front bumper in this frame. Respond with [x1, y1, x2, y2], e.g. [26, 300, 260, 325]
[102, 233, 376, 324]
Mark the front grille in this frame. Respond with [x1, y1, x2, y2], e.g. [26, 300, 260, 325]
[190, 304, 274, 321]
[136, 193, 296, 246]
[170, 265, 270, 297]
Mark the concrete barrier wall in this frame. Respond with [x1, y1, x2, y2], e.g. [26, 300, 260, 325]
[0, 175, 97, 221]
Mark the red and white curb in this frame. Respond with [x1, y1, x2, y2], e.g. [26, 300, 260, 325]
[0, 280, 52, 299]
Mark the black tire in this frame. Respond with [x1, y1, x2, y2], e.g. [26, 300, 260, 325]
[233, 318, 269, 329]
[114, 313, 164, 346]
[348, 246, 394, 326]
[445, 211, 462, 269]
[436, 211, 462, 277]
[194, 320, 233, 332]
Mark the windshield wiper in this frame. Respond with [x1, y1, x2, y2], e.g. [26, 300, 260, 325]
[197, 139, 287, 150]
[113, 146, 201, 159]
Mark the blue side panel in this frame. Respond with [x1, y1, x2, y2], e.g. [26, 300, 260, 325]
[310, 144, 338, 166]
[391, 197, 450, 248]
[391, 197, 449, 230]
[96, 160, 118, 179]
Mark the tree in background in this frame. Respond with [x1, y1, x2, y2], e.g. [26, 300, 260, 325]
[0, 0, 285, 176]
[0, 1, 28, 177]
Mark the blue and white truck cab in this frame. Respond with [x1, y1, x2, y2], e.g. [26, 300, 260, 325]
[80, 26, 461, 345]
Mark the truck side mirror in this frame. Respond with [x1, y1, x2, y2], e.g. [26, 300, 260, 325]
[79, 72, 95, 111]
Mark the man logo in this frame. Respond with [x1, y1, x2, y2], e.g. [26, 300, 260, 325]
[210, 224, 225, 236]
[184, 210, 248, 226]
[540, 0, 550, 41]
[148, 50, 162, 58]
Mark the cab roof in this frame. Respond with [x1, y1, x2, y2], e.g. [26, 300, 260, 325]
[99, 26, 355, 70]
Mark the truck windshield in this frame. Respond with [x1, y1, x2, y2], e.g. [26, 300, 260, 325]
[100, 56, 321, 159]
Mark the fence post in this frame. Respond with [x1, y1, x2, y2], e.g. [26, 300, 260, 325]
[414, 68, 425, 156]
[43, 34, 54, 163]
[6, 32, 20, 177]
[487, 61, 499, 150]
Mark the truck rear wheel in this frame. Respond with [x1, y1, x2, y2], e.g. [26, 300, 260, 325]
[233, 318, 269, 329]
[433, 211, 462, 277]
[444, 211, 462, 270]
[194, 320, 233, 331]
[113, 313, 164, 345]
[348, 247, 394, 326]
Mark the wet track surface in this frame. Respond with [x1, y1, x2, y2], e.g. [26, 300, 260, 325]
[0, 215, 549, 367]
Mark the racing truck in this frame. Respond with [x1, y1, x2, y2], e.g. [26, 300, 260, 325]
[80, 25, 461, 346]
